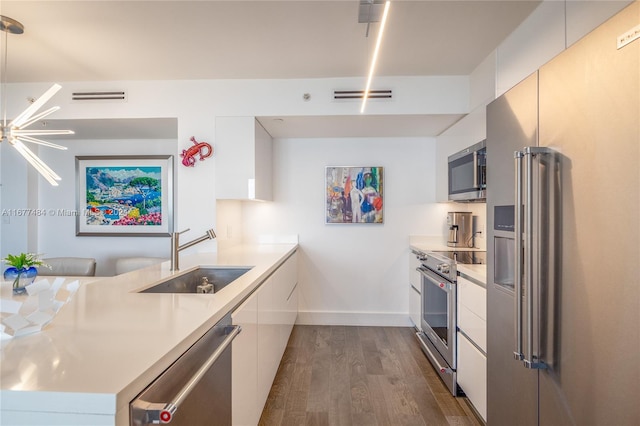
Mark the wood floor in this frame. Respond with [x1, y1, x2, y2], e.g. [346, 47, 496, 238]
[259, 325, 483, 426]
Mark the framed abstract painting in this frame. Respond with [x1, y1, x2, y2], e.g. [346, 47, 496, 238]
[326, 166, 383, 224]
[75, 155, 174, 236]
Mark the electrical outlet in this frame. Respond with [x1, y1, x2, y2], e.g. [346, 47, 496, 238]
[477, 222, 485, 238]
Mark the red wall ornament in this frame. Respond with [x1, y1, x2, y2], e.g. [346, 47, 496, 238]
[181, 136, 213, 167]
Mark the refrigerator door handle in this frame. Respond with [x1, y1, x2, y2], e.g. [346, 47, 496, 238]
[513, 150, 524, 361]
[521, 147, 550, 370]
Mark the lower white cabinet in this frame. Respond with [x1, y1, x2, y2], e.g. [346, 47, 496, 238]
[232, 251, 298, 425]
[457, 331, 487, 421]
[256, 275, 279, 413]
[456, 273, 487, 422]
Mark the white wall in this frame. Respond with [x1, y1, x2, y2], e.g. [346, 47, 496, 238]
[0, 143, 31, 256]
[237, 137, 451, 326]
[36, 138, 176, 276]
[1, 75, 468, 275]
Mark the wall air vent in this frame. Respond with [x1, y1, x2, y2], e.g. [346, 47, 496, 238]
[333, 90, 392, 100]
[71, 91, 127, 102]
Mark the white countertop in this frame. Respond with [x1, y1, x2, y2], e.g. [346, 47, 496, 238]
[457, 264, 486, 284]
[0, 243, 297, 424]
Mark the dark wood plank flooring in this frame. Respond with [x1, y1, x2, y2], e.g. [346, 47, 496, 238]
[259, 325, 483, 426]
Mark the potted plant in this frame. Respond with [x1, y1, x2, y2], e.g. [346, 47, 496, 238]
[3, 253, 47, 294]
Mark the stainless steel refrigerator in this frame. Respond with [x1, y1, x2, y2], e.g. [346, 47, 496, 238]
[486, 2, 639, 425]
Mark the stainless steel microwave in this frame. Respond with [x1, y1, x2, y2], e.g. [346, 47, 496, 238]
[448, 140, 486, 202]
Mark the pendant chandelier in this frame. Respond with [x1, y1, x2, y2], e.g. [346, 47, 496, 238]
[1, 15, 73, 186]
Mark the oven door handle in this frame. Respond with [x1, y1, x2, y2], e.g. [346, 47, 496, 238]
[419, 336, 453, 375]
[417, 267, 452, 292]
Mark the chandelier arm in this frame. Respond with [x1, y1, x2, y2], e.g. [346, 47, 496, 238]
[15, 135, 68, 150]
[16, 106, 61, 129]
[12, 142, 61, 185]
[2, 29, 7, 127]
[12, 129, 74, 136]
[13, 141, 61, 178]
[10, 83, 62, 128]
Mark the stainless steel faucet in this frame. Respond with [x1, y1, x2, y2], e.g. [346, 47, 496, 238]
[170, 228, 217, 271]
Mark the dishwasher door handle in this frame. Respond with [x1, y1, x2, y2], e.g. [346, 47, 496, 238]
[132, 325, 242, 424]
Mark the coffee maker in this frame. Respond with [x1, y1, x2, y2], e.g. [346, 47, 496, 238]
[447, 212, 473, 248]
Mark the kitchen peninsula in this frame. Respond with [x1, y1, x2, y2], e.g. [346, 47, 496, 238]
[0, 243, 297, 425]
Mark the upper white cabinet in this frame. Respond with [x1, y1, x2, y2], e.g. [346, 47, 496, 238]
[215, 116, 273, 201]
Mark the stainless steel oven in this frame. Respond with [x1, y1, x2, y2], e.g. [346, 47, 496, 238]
[416, 250, 485, 396]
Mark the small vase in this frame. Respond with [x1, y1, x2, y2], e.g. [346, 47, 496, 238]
[3, 266, 38, 295]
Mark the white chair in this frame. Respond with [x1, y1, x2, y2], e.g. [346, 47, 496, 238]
[40, 257, 97, 277]
[115, 257, 166, 275]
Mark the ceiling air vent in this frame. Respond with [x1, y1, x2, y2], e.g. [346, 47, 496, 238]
[71, 91, 127, 102]
[333, 90, 392, 100]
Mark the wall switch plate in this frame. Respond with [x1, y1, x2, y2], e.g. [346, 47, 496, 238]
[618, 23, 640, 49]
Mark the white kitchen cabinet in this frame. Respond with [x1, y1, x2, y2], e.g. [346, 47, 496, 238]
[457, 331, 487, 421]
[215, 116, 273, 201]
[409, 250, 423, 330]
[409, 250, 422, 289]
[232, 251, 298, 425]
[231, 294, 259, 426]
[256, 275, 279, 411]
[276, 250, 298, 353]
[457, 275, 487, 351]
[456, 272, 487, 421]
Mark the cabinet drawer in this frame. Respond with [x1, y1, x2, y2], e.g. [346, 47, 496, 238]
[458, 304, 486, 352]
[457, 332, 487, 421]
[409, 252, 423, 289]
[458, 275, 486, 321]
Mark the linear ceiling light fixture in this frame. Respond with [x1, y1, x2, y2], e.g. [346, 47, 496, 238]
[360, 0, 390, 114]
[1, 15, 73, 186]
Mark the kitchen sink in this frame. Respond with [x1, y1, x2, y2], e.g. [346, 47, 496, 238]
[139, 267, 252, 294]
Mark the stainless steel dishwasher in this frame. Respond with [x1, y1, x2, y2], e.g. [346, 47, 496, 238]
[130, 313, 241, 425]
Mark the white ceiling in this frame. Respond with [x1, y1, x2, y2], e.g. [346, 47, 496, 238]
[1, 0, 541, 138]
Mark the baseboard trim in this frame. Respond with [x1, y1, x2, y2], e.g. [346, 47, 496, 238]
[296, 311, 412, 327]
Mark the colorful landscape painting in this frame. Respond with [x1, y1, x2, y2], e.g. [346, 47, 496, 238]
[326, 166, 383, 224]
[76, 156, 173, 236]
